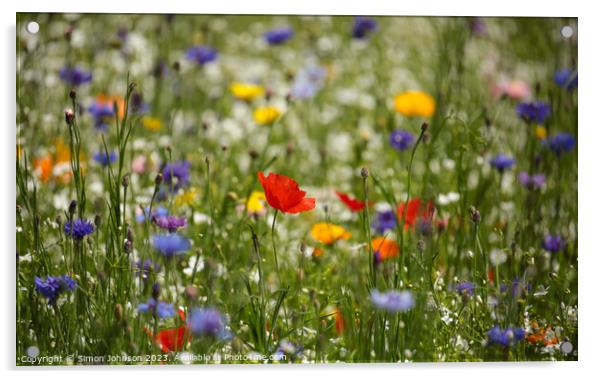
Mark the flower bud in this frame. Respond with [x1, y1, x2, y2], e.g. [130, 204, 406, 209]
[68, 200, 77, 215]
[469, 206, 481, 224]
[65, 108, 75, 125]
[114, 303, 123, 321]
[360, 167, 369, 179]
[154, 173, 163, 186]
[122, 173, 130, 188]
[69, 89, 77, 100]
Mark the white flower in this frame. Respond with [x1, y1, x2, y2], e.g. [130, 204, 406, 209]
[489, 249, 507, 266]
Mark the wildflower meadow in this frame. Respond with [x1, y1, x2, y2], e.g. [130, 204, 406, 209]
[16, 14, 578, 364]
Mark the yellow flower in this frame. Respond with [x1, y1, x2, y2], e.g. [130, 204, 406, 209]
[173, 187, 198, 208]
[311, 223, 351, 245]
[393, 91, 436, 118]
[230, 82, 264, 101]
[253, 106, 281, 125]
[142, 117, 162, 132]
[535, 125, 547, 140]
[246, 191, 267, 214]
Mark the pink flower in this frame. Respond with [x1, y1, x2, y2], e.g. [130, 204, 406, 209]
[132, 155, 147, 174]
[491, 80, 530, 100]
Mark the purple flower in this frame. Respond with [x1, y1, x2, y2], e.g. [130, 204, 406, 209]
[185, 45, 218, 66]
[64, 219, 95, 240]
[137, 298, 175, 319]
[59, 66, 92, 86]
[93, 151, 117, 166]
[490, 154, 515, 172]
[352, 17, 378, 39]
[162, 160, 191, 192]
[390, 130, 415, 151]
[487, 325, 525, 347]
[546, 132, 575, 155]
[470, 18, 487, 37]
[34, 275, 76, 305]
[455, 281, 475, 296]
[188, 308, 230, 339]
[130, 92, 150, 115]
[152, 233, 190, 258]
[370, 289, 415, 313]
[264, 27, 294, 45]
[554, 69, 577, 91]
[88, 101, 115, 131]
[153, 215, 187, 233]
[542, 235, 566, 253]
[518, 172, 546, 190]
[372, 210, 397, 234]
[516, 101, 551, 124]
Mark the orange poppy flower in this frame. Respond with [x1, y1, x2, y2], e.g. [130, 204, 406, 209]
[257, 172, 316, 214]
[371, 237, 399, 261]
[33, 155, 53, 183]
[334, 308, 345, 335]
[526, 322, 559, 346]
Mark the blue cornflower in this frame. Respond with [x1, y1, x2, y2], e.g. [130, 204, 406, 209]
[516, 101, 551, 124]
[264, 27, 294, 45]
[88, 101, 115, 132]
[487, 325, 525, 347]
[455, 281, 475, 296]
[489, 154, 515, 172]
[137, 298, 176, 319]
[136, 206, 169, 223]
[372, 210, 397, 234]
[370, 289, 415, 313]
[93, 151, 117, 166]
[152, 233, 190, 258]
[162, 160, 191, 192]
[542, 234, 567, 253]
[290, 66, 327, 100]
[59, 66, 92, 87]
[185, 45, 218, 66]
[352, 16, 378, 39]
[389, 130, 415, 151]
[34, 275, 76, 305]
[188, 308, 230, 339]
[554, 68, 577, 91]
[518, 172, 546, 190]
[546, 132, 575, 155]
[64, 219, 95, 240]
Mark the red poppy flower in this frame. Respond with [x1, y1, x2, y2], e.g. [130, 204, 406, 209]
[156, 326, 191, 353]
[397, 198, 434, 228]
[335, 191, 366, 212]
[143, 309, 191, 353]
[258, 172, 316, 214]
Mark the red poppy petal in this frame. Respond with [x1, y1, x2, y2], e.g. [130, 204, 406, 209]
[286, 197, 316, 213]
[336, 191, 365, 211]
